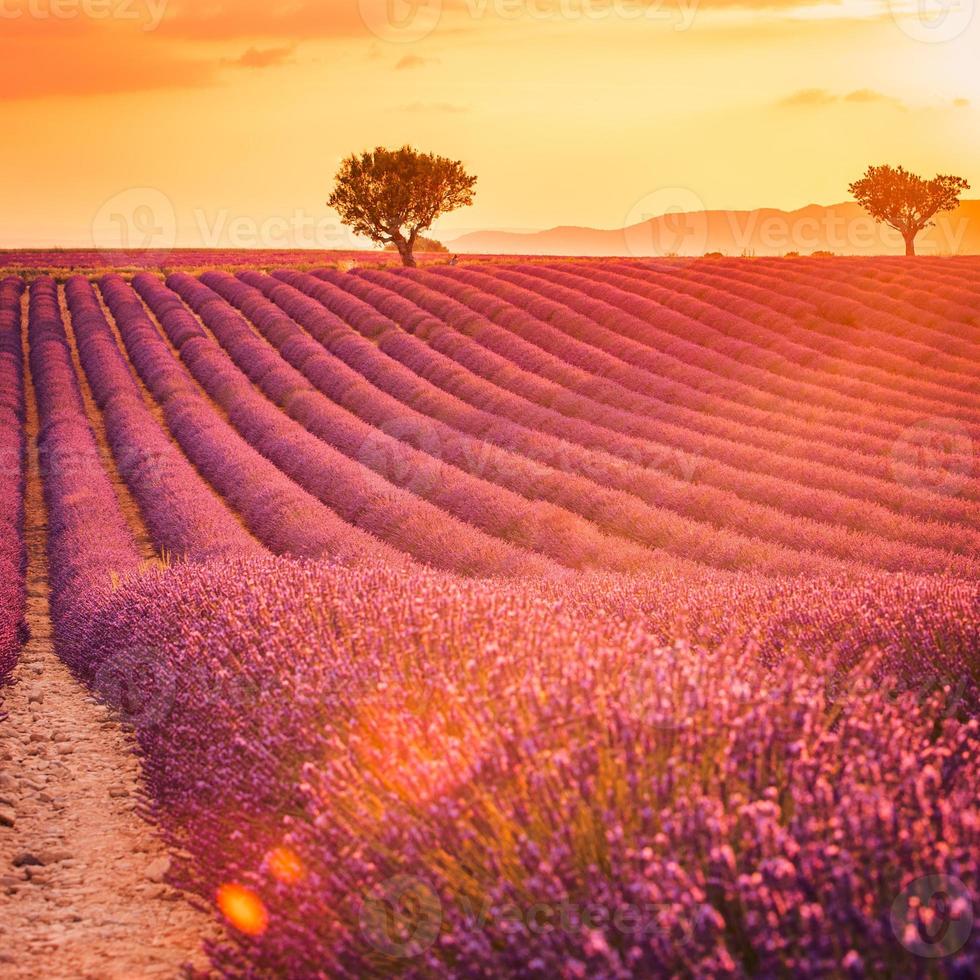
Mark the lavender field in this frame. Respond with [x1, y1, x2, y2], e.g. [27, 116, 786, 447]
[1, 257, 977, 977]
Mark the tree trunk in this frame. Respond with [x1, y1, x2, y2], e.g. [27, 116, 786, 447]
[395, 238, 417, 268]
[904, 232, 916, 257]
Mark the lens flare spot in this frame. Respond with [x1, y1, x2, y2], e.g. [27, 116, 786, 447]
[217, 883, 268, 936]
[268, 846, 305, 885]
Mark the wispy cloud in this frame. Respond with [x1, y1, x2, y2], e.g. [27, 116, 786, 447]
[777, 88, 908, 110]
[842, 88, 902, 106]
[232, 45, 297, 69]
[396, 54, 435, 70]
[778, 88, 837, 108]
[158, 0, 369, 40]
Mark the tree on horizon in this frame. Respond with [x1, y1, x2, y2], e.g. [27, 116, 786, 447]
[849, 165, 970, 256]
[329, 146, 477, 267]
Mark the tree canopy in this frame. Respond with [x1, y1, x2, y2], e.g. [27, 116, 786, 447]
[849, 165, 969, 256]
[384, 235, 448, 254]
[329, 146, 476, 266]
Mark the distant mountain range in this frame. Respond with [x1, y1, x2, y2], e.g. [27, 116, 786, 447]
[449, 200, 980, 257]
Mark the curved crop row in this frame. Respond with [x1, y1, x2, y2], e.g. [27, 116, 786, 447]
[309, 269, 979, 553]
[619, 258, 980, 395]
[667, 259, 980, 379]
[425, 265, 979, 518]
[0, 277, 27, 686]
[825, 263, 980, 348]
[748, 257, 980, 353]
[65, 277, 265, 563]
[493, 264, 980, 451]
[345, 266, 897, 469]
[100, 275, 402, 568]
[423, 264, 979, 528]
[587, 261, 980, 413]
[207, 270, 940, 576]
[258, 271, 914, 575]
[412, 264, 980, 539]
[857, 259, 980, 340]
[27, 277, 142, 648]
[350, 267, 977, 571]
[143, 273, 566, 577]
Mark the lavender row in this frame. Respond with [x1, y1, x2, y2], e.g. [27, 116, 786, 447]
[619, 259, 980, 394]
[424, 264, 978, 529]
[373, 265, 977, 557]
[673, 259, 980, 377]
[0, 277, 26, 686]
[846, 260, 980, 346]
[64, 277, 265, 563]
[97, 274, 401, 568]
[493, 263, 975, 453]
[743, 257, 980, 358]
[202, 268, 912, 577]
[26, 277, 142, 659]
[833, 263, 980, 348]
[579, 261, 979, 415]
[256, 270, 893, 576]
[429, 263, 978, 522]
[296, 270, 976, 572]
[138, 272, 566, 577]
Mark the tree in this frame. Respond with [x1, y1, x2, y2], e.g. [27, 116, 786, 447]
[849, 165, 970, 256]
[329, 146, 476, 267]
[384, 235, 448, 254]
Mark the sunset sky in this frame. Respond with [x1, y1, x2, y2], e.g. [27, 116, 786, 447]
[1, 0, 978, 248]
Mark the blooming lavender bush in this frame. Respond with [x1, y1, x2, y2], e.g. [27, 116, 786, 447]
[63, 561, 978, 978]
[7, 261, 979, 979]
[429, 263, 977, 526]
[421, 264, 978, 545]
[98, 274, 404, 567]
[0, 277, 27, 686]
[361, 265, 974, 572]
[64, 275, 265, 563]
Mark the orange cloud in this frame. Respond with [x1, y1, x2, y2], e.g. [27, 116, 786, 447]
[158, 0, 369, 40]
[396, 54, 434, 70]
[778, 88, 908, 110]
[233, 45, 296, 69]
[0, 33, 213, 99]
[843, 88, 901, 106]
[778, 88, 837, 108]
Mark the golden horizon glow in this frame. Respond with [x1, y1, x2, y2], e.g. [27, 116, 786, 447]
[2, 0, 978, 248]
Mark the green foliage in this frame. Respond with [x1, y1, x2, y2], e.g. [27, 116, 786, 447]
[849, 164, 969, 255]
[384, 235, 449, 253]
[329, 146, 476, 266]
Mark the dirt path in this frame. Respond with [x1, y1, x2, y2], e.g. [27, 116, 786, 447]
[0, 291, 217, 978]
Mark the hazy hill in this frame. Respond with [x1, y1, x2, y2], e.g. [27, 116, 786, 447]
[449, 200, 980, 256]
